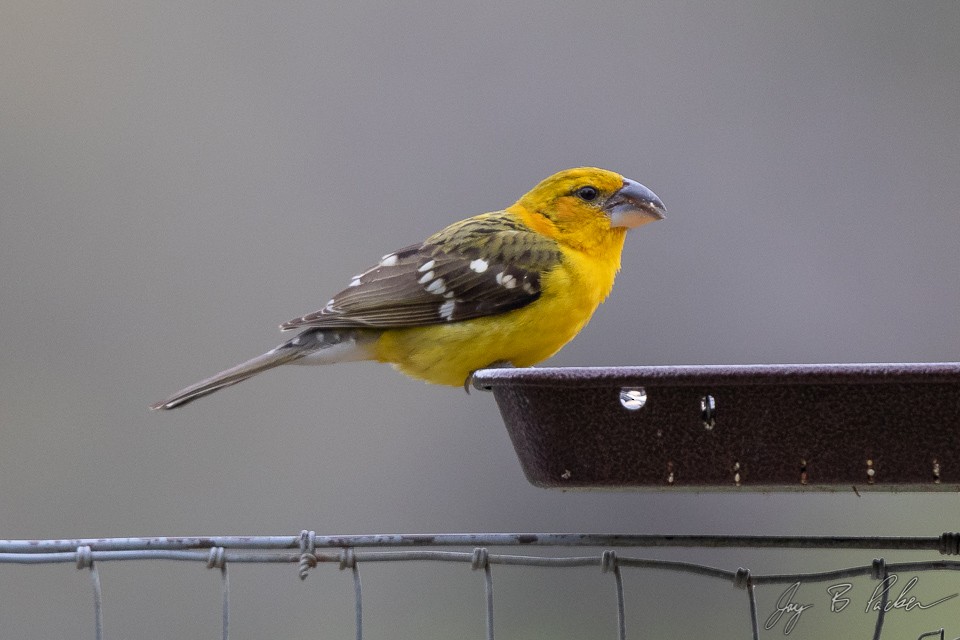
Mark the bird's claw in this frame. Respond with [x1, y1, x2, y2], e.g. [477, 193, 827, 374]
[463, 360, 514, 394]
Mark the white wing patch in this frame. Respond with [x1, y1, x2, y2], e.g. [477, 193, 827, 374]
[469, 258, 489, 273]
[425, 278, 447, 295]
[379, 253, 399, 267]
[496, 272, 517, 289]
[439, 300, 456, 321]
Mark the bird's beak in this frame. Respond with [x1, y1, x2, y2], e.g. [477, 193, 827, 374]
[605, 178, 666, 228]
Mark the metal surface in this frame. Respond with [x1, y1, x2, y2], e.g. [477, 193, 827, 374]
[8, 531, 960, 553]
[3, 532, 960, 640]
[472, 363, 960, 490]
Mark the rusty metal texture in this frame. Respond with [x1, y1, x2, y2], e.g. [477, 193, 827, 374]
[471, 363, 960, 491]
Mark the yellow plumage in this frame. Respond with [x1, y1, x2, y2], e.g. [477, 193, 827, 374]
[152, 167, 664, 409]
[375, 218, 627, 384]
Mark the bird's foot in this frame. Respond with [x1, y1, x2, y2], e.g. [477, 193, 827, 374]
[463, 360, 514, 394]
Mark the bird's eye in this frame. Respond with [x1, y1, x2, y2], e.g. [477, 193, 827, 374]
[576, 186, 599, 201]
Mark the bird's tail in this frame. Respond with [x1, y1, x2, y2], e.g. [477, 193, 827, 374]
[150, 346, 303, 410]
[151, 329, 379, 410]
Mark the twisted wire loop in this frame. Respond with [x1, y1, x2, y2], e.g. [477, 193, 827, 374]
[298, 530, 317, 581]
[338, 549, 362, 640]
[75, 545, 93, 570]
[207, 548, 230, 640]
[471, 547, 489, 570]
[472, 548, 494, 640]
[871, 557, 886, 581]
[76, 546, 103, 640]
[339, 548, 356, 570]
[733, 568, 759, 640]
[732, 567, 751, 589]
[601, 551, 626, 640]
[939, 532, 960, 556]
[871, 558, 888, 640]
[206, 546, 226, 569]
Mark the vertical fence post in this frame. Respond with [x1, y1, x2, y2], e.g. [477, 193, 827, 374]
[472, 548, 494, 640]
[871, 558, 888, 640]
[734, 568, 759, 640]
[207, 547, 229, 640]
[602, 551, 626, 640]
[340, 548, 362, 640]
[76, 545, 103, 640]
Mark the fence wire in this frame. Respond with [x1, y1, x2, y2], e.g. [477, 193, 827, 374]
[3, 532, 960, 640]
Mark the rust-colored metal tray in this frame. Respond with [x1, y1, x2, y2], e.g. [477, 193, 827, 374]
[472, 363, 960, 491]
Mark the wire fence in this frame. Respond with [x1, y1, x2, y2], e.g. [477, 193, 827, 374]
[3, 532, 960, 640]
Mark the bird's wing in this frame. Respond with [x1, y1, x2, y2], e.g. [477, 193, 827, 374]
[280, 212, 563, 330]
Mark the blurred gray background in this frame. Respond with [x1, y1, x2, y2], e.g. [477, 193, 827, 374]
[2, 1, 959, 638]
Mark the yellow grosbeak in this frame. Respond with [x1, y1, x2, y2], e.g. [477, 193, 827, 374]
[152, 167, 665, 409]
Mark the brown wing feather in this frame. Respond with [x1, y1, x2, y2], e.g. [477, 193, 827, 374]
[280, 211, 563, 330]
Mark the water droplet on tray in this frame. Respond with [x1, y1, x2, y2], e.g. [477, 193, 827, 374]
[619, 387, 647, 410]
[700, 394, 716, 430]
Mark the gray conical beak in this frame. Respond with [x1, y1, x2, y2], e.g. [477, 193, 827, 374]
[605, 178, 666, 228]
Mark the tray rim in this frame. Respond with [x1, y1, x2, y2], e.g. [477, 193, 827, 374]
[472, 362, 960, 389]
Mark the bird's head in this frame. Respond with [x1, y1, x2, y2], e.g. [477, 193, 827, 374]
[510, 167, 665, 248]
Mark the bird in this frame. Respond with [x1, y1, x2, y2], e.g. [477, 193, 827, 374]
[151, 167, 665, 410]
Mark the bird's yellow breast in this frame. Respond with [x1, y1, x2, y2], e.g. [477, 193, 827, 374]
[373, 231, 626, 386]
